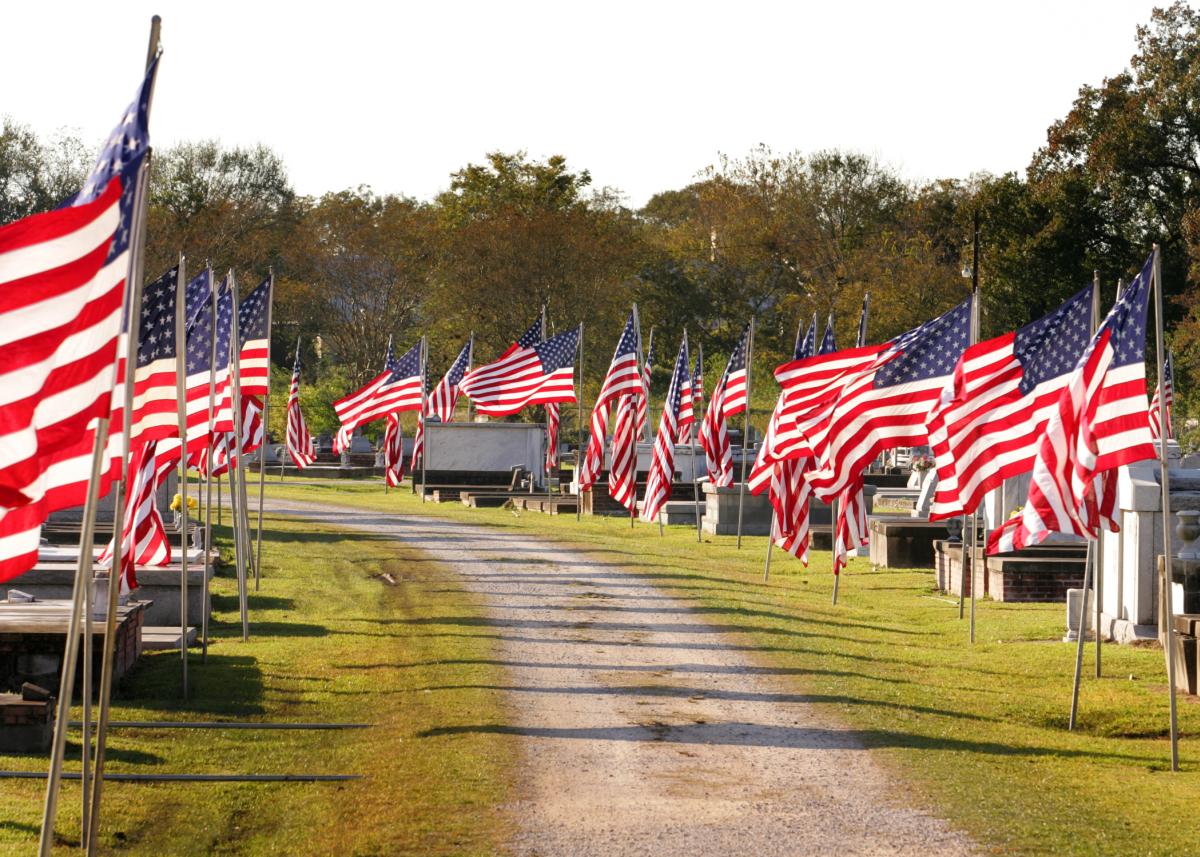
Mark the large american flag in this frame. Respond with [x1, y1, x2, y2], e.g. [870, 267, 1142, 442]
[129, 264, 181, 443]
[1150, 351, 1174, 440]
[608, 393, 639, 512]
[235, 275, 272, 399]
[0, 59, 157, 582]
[579, 312, 641, 490]
[209, 278, 236, 433]
[285, 341, 315, 469]
[803, 299, 972, 500]
[460, 325, 579, 417]
[155, 268, 217, 470]
[989, 253, 1157, 554]
[699, 324, 751, 487]
[640, 335, 689, 523]
[333, 338, 424, 452]
[676, 349, 702, 442]
[545, 403, 561, 471]
[412, 339, 471, 470]
[927, 286, 1094, 520]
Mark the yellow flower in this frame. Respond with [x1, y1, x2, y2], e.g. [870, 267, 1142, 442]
[170, 493, 199, 512]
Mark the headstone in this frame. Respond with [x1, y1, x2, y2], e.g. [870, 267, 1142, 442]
[913, 470, 938, 518]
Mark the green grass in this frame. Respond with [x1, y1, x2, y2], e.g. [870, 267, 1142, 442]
[261, 476, 1200, 856]
[0, 514, 515, 856]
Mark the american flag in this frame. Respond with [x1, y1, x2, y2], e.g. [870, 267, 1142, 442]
[545, 403, 561, 471]
[285, 342, 315, 469]
[989, 253, 1157, 554]
[0, 60, 157, 582]
[460, 325, 579, 417]
[699, 324, 751, 487]
[636, 329, 656, 441]
[235, 275, 272, 399]
[833, 478, 869, 575]
[412, 339, 471, 471]
[333, 338, 424, 452]
[676, 348, 703, 442]
[99, 440, 169, 593]
[769, 455, 811, 563]
[608, 393, 639, 512]
[795, 315, 816, 360]
[804, 299, 972, 500]
[210, 277, 237, 433]
[640, 335, 689, 523]
[129, 264, 181, 443]
[384, 413, 405, 486]
[578, 312, 640, 491]
[1150, 351, 1174, 440]
[927, 285, 1094, 520]
[204, 397, 264, 478]
[819, 314, 837, 355]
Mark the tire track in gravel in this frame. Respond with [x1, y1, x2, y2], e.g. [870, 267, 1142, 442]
[264, 497, 975, 856]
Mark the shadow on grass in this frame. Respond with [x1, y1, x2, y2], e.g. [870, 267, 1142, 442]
[417, 721, 1159, 764]
[117, 653, 265, 717]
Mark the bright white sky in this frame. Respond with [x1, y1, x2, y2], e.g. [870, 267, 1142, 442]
[3, 1, 1163, 208]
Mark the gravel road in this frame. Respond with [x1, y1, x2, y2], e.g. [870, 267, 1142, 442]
[265, 498, 975, 856]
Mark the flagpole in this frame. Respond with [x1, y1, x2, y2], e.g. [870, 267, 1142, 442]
[576, 323, 584, 522]
[542, 305, 550, 491]
[736, 317, 755, 549]
[642, 327, 655, 444]
[1152, 245, 1180, 771]
[831, 496, 841, 604]
[691, 339, 703, 543]
[420, 335, 429, 500]
[254, 269, 274, 590]
[228, 271, 251, 641]
[631, 306, 644, 529]
[466, 331, 475, 424]
[175, 254, 190, 696]
[202, 266, 216, 661]
[968, 240, 980, 643]
[84, 19, 161, 856]
[1092, 270, 1104, 677]
[38, 420, 111, 857]
[763, 537, 773, 581]
[284, 336, 300, 480]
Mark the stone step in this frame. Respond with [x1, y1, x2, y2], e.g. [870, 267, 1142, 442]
[142, 626, 198, 651]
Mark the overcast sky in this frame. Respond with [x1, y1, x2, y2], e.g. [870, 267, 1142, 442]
[3, 1, 1163, 207]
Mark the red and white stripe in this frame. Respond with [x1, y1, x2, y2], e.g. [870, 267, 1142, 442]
[608, 394, 639, 512]
[545, 403, 560, 471]
[833, 479, 868, 575]
[334, 371, 423, 453]
[384, 414, 405, 487]
[640, 339, 688, 523]
[768, 455, 811, 564]
[99, 441, 170, 592]
[699, 376, 733, 487]
[578, 336, 641, 490]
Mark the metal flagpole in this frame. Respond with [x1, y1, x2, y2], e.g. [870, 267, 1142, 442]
[735, 317, 755, 549]
[1152, 244, 1180, 771]
[642, 326, 655, 443]
[691, 339, 703, 543]
[1092, 270, 1104, 676]
[217, 469, 222, 526]
[421, 335, 429, 500]
[541, 305, 551, 491]
[831, 497, 841, 604]
[202, 265, 216, 661]
[576, 323, 584, 521]
[85, 20, 161, 856]
[631, 307, 644, 529]
[1069, 539, 1094, 730]
[763, 538, 774, 581]
[227, 271, 251, 641]
[175, 254, 189, 696]
[39, 420, 110, 857]
[968, 254, 981, 643]
[254, 269, 275, 590]
[465, 331, 475, 424]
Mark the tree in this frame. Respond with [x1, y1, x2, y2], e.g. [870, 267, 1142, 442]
[0, 118, 90, 223]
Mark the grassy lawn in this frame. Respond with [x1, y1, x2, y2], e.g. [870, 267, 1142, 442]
[262, 476, 1200, 857]
[0, 514, 515, 856]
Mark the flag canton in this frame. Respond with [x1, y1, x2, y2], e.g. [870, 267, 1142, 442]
[728, 325, 750, 372]
[215, 279, 234, 368]
[796, 319, 816, 360]
[239, 276, 272, 341]
[1013, 285, 1093, 395]
[517, 316, 544, 348]
[535, 326, 580, 373]
[388, 342, 423, 381]
[819, 318, 837, 355]
[1165, 352, 1174, 385]
[137, 265, 178, 366]
[75, 57, 157, 260]
[858, 295, 870, 347]
[184, 269, 213, 334]
[614, 314, 638, 358]
[643, 332, 656, 373]
[875, 298, 971, 387]
[446, 342, 471, 386]
[1098, 254, 1153, 369]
